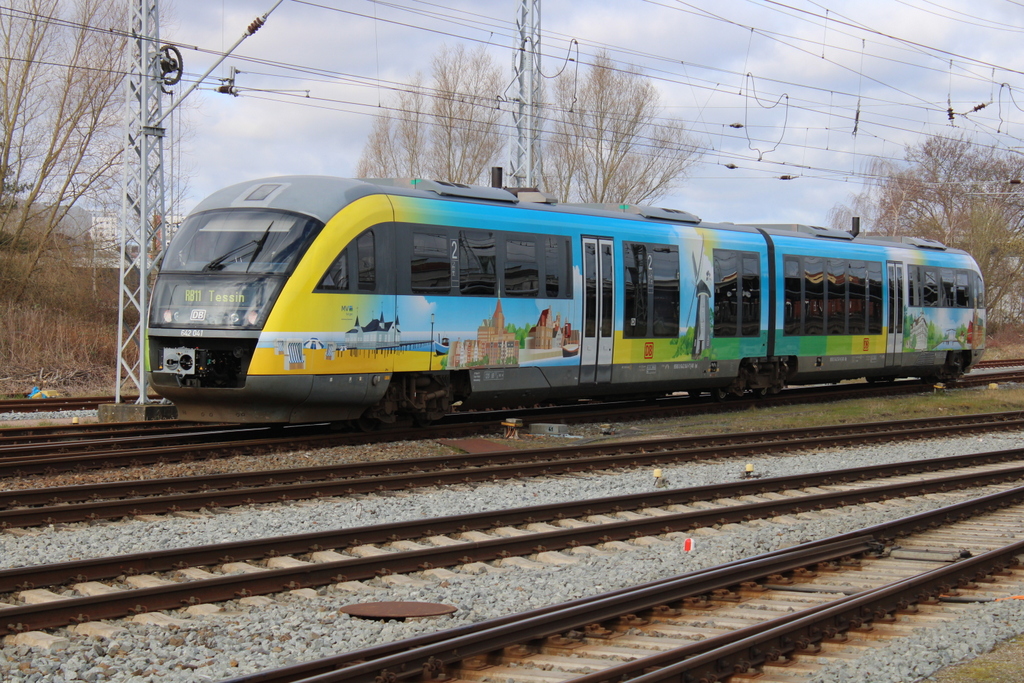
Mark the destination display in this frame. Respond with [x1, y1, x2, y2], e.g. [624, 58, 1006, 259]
[149, 275, 282, 329]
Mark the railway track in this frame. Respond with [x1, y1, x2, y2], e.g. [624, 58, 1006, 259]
[0, 395, 143, 414]
[0, 359, 1021, 425]
[975, 358, 1024, 369]
[5, 462, 1024, 678]
[217, 493, 1024, 683]
[3, 368, 1024, 478]
[4, 410, 1024, 526]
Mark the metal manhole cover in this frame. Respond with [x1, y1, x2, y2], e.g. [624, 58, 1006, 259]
[339, 601, 458, 620]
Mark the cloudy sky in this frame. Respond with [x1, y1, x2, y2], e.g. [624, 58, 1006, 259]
[160, 0, 1024, 227]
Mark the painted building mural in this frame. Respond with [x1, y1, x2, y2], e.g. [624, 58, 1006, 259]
[443, 301, 581, 369]
[903, 308, 985, 352]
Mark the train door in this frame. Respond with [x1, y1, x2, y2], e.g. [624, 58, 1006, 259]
[581, 237, 615, 384]
[885, 261, 905, 366]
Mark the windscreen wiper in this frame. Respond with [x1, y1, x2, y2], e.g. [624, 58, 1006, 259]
[244, 221, 275, 272]
[200, 222, 274, 272]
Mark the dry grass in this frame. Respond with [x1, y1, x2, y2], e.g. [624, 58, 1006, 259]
[0, 248, 122, 397]
[983, 326, 1024, 361]
[0, 301, 120, 397]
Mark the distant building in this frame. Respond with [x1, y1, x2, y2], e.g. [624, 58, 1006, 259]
[88, 213, 183, 269]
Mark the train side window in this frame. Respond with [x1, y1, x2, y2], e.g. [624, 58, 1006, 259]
[600, 241, 614, 337]
[317, 248, 349, 291]
[783, 256, 802, 335]
[651, 244, 680, 337]
[713, 250, 738, 338]
[867, 262, 883, 334]
[804, 256, 824, 335]
[950, 270, 966, 307]
[459, 230, 496, 296]
[504, 237, 539, 297]
[940, 269, 955, 307]
[411, 231, 451, 294]
[974, 272, 985, 308]
[848, 260, 866, 335]
[740, 252, 760, 336]
[545, 236, 571, 298]
[922, 268, 939, 307]
[584, 241, 597, 337]
[356, 231, 375, 291]
[317, 229, 374, 292]
[623, 242, 648, 337]
[827, 259, 847, 335]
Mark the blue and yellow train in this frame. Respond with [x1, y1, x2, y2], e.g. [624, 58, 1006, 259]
[147, 176, 985, 425]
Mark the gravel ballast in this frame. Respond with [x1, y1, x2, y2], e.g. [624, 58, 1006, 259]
[0, 409, 97, 424]
[2, 426, 1024, 682]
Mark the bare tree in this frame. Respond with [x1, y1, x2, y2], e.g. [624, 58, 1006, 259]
[0, 0, 127, 303]
[543, 51, 701, 205]
[836, 134, 1024, 321]
[427, 45, 504, 184]
[357, 45, 503, 185]
[357, 76, 430, 179]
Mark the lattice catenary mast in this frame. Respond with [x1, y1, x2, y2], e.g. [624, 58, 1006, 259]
[509, 0, 542, 188]
[116, 0, 168, 404]
[116, 0, 280, 404]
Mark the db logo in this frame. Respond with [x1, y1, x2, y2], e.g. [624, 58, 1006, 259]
[190, 309, 207, 321]
[644, 342, 654, 359]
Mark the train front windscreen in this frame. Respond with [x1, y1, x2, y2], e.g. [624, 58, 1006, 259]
[149, 208, 323, 330]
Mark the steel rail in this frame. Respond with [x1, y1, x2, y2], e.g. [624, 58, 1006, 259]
[0, 421, 250, 444]
[3, 404, 1018, 472]
[3, 405, 1021, 471]
[1, 369, 1022, 476]
[4, 414, 1024, 527]
[0, 396, 140, 413]
[0, 424, 326, 458]
[7, 453, 1020, 590]
[4, 465, 1024, 636]
[1, 405, 1023, 484]
[565, 538, 1024, 683]
[0, 364, 1019, 427]
[975, 358, 1024, 369]
[217, 485, 1024, 683]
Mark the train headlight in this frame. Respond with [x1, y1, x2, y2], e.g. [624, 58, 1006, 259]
[229, 313, 241, 325]
[245, 310, 259, 326]
[163, 309, 173, 323]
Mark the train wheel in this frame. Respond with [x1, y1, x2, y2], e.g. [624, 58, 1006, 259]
[412, 413, 434, 427]
[356, 414, 380, 432]
[751, 387, 769, 399]
[711, 387, 728, 402]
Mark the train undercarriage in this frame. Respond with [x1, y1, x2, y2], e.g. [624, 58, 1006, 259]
[151, 333, 977, 427]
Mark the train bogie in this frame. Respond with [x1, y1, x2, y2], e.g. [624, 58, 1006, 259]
[147, 176, 985, 424]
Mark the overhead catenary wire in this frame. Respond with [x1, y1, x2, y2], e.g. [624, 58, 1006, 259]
[5, 0, 1024, 198]
[2, 0, 1018, 132]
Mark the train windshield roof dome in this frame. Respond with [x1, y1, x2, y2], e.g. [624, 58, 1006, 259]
[162, 208, 322, 274]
